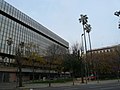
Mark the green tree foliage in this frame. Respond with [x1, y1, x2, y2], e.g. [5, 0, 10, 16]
[24, 42, 46, 67]
[63, 53, 81, 77]
[62, 43, 82, 77]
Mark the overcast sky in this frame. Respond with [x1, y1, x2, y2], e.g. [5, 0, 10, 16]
[5, 0, 120, 49]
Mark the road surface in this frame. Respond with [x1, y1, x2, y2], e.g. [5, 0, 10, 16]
[0, 80, 120, 90]
[26, 81, 120, 90]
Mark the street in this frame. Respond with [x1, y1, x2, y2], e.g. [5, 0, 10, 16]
[0, 80, 120, 90]
[32, 81, 120, 90]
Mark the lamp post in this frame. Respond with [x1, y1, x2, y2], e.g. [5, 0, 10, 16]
[80, 34, 84, 83]
[114, 10, 120, 29]
[81, 34, 84, 55]
[79, 14, 88, 84]
[6, 37, 13, 66]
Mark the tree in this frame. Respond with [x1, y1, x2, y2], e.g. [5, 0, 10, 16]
[71, 43, 82, 77]
[46, 44, 67, 86]
[24, 42, 45, 81]
[15, 42, 24, 87]
[91, 45, 120, 80]
[114, 45, 120, 81]
[15, 42, 46, 86]
[62, 42, 82, 85]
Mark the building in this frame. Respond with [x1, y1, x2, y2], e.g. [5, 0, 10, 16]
[87, 44, 120, 79]
[88, 44, 120, 54]
[0, 0, 69, 82]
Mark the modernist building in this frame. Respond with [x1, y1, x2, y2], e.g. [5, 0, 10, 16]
[0, 0, 69, 82]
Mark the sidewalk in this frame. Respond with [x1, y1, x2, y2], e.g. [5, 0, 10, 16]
[0, 82, 17, 90]
[18, 79, 119, 90]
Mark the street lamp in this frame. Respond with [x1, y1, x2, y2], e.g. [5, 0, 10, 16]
[6, 37, 13, 66]
[80, 34, 84, 56]
[114, 10, 120, 29]
[80, 34, 84, 83]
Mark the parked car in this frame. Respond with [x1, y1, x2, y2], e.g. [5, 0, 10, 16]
[88, 74, 96, 80]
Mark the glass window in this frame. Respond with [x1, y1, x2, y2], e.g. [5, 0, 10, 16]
[1, 0, 5, 11]
[3, 1, 7, 12]
[0, 0, 2, 10]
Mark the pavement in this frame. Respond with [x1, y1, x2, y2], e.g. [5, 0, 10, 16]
[0, 79, 119, 90]
[0, 82, 17, 90]
[18, 79, 119, 90]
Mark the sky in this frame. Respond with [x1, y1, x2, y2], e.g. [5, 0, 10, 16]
[5, 0, 120, 50]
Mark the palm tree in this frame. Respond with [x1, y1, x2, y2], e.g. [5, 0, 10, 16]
[79, 14, 89, 84]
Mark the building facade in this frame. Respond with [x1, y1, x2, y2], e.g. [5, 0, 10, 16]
[90, 44, 120, 54]
[87, 44, 120, 79]
[0, 0, 69, 82]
